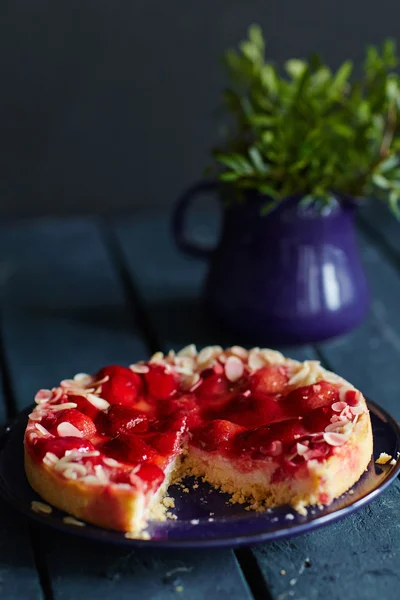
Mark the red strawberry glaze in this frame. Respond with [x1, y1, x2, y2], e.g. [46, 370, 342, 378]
[97, 365, 142, 406]
[31, 436, 96, 461]
[27, 356, 360, 496]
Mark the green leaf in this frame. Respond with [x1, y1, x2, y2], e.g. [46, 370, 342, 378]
[372, 173, 390, 189]
[331, 61, 353, 91]
[378, 155, 399, 173]
[260, 65, 278, 93]
[248, 24, 264, 52]
[213, 26, 400, 218]
[388, 190, 400, 217]
[219, 172, 242, 181]
[285, 59, 307, 79]
[248, 147, 268, 173]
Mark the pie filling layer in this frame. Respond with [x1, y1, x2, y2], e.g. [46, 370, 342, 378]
[24, 345, 372, 530]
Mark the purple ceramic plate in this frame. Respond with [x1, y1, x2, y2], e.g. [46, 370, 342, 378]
[0, 400, 399, 549]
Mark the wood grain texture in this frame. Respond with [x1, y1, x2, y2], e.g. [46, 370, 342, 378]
[253, 480, 400, 600]
[0, 219, 148, 411]
[0, 376, 42, 599]
[317, 231, 400, 420]
[0, 218, 251, 600]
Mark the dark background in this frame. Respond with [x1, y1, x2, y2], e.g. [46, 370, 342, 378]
[1, 0, 399, 218]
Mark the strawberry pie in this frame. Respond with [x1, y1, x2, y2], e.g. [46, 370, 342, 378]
[24, 345, 373, 533]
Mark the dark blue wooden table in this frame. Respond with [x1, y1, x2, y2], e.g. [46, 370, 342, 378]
[0, 206, 399, 600]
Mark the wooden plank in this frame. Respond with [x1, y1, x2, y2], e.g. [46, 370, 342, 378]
[359, 203, 400, 257]
[113, 214, 400, 600]
[40, 531, 249, 600]
[0, 373, 42, 599]
[315, 231, 400, 421]
[0, 219, 148, 411]
[0, 218, 251, 600]
[252, 480, 400, 600]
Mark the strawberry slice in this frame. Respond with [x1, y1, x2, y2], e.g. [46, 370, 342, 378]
[303, 406, 332, 432]
[103, 434, 156, 464]
[251, 365, 288, 395]
[149, 414, 187, 455]
[145, 364, 178, 400]
[192, 419, 245, 452]
[223, 392, 287, 428]
[68, 394, 99, 420]
[106, 405, 149, 437]
[135, 464, 165, 492]
[233, 418, 308, 456]
[42, 409, 96, 438]
[284, 382, 339, 414]
[96, 365, 142, 406]
[32, 436, 95, 460]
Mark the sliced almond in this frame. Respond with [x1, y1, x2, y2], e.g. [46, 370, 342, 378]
[230, 346, 249, 360]
[73, 373, 92, 384]
[129, 363, 150, 374]
[197, 346, 214, 365]
[177, 344, 197, 358]
[260, 349, 285, 364]
[86, 393, 110, 411]
[323, 431, 350, 446]
[224, 356, 244, 382]
[35, 423, 52, 437]
[34, 389, 53, 404]
[63, 516, 86, 527]
[57, 422, 83, 437]
[325, 419, 351, 433]
[296, 442, 309, 455]
[31, 501, 52, 514]
[51, 402, 78, 411]
[248, 349, 265, 371]
[150, 351, 164, 363]
[331, 401, 348, 412]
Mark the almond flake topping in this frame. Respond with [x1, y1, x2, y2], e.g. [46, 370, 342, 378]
[323, 432, 351, 446]
[34, 389, 53, 404]
[35, 423, 52, 437]
[86, 393, 110, 410]
[73, 373, 92, 384]
[31, 501, 52, 514]
[103, 457, 121, 468]
[288, 361, 321, 387]
[150, 351, 164, 363]
[230, 346, 249, 360]
[130, 363, 150, 374]
[260, 349, 285, 364]
[177, 344, 197, 358]
[63, 516, 86, 527]
[57, 422, 83, 437]
[51, 402, 78, 411]
[224, 356, 244, 382]
[180, 372, 201, 391]
[197, 346, 215, 365]
[248, 348, 265, 371]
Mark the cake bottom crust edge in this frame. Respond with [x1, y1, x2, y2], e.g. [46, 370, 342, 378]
[24, 445, 179, 533]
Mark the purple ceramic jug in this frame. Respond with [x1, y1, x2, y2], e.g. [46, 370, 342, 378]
[172, 182, 369, 344]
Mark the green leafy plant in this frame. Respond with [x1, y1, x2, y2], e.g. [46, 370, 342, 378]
[212, 25, 400, 215]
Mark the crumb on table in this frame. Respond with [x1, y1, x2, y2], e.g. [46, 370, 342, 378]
[376, 452, 392, 465]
